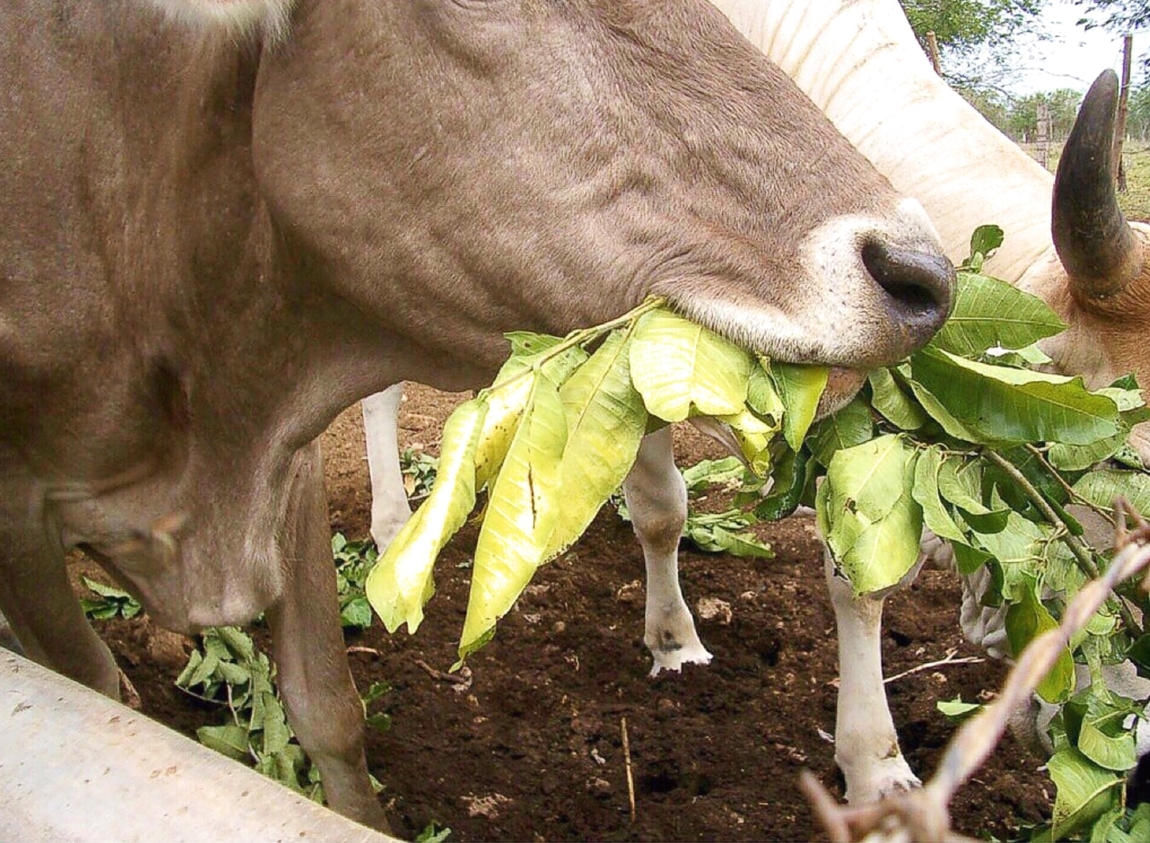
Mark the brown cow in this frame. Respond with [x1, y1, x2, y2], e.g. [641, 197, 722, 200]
[0, 0, 954, 829]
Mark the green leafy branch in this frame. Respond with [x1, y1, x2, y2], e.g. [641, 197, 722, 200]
[806, 226, 1150, 839]
[366, 299, 827, 664]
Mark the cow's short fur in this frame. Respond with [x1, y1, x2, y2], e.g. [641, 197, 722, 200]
[0, 0, 955, 827]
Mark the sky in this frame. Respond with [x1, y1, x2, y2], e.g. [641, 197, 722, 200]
[1006, 1, 1146, 94]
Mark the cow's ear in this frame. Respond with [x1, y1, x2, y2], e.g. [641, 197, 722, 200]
[140, 0, 296, 42]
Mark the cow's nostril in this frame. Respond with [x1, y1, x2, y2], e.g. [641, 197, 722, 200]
[861, 240, 955, 324]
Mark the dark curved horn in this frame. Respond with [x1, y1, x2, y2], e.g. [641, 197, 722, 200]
[1052, 69, 1142, 298]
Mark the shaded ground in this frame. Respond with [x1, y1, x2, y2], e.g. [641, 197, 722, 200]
[88, 384, 1052, 841]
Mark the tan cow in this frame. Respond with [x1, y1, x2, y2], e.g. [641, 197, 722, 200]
[0, 0, 955, 829]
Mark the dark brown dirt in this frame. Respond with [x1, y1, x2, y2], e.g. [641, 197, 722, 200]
[85, 384, 1053, 841]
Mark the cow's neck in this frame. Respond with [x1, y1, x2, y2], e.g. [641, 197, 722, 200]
[709, 0, 1054, 283]
[38, 17, 408, 626]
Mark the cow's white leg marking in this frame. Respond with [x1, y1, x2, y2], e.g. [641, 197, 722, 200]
[362, 385, 411, 550]
[0, 529, 119, 699]
[624, 427, 712, 675]
[825, 551, 921, 803]
[265, 442, 388, 832]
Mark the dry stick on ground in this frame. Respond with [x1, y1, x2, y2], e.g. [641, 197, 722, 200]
[802, 500, 1150, 843]
[622, 717, 636, 823]
[882, 648, 984, 685]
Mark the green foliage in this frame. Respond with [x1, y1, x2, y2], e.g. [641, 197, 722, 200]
[1008, 90, 1084, 142]
[618, 456, 775, 560]
[809, 226, 1150, 839]
[900, 0, 1044, 54]
[172, 539, 390, 801]
[367, 299, 812, 664]
[415, 822, 453, 843]
[176, 627, 326, 800]
[79, 576, 143, 621]
[332, 533, 378, 631]
[937, 696, 984, 721]
[401, 447, 439, 503]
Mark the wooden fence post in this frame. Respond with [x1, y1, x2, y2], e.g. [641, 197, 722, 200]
[1036, 100, 1051, 170]
[1114, 34, 1133, 192]
[926, 31, 942, 75]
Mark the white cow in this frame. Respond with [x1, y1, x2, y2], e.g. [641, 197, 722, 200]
[361, 0, 1150, 806]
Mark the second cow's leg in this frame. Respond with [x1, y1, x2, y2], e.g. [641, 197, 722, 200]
[266, 441, 389, 832]
[825, 551, 922, 802]
[624, 426, 711, 675]
[362, 385, 411, 550]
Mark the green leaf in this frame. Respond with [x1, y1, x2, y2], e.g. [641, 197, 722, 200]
[768, 362, 829, 449]
[807, 397, 874, 467]
[504, 330, 564, 357]
[912, 347, 1121, 446]
[1073, 470, 1150, 519]
[936, 696, 983, 721]
[340, 596, 374, 631]
[460, 376, 568, 660]
[967, 224, 1004, 265]
[906, 378, 989, 442]
[718, 408, 778, 475]
[817, 435, 923, 595]
[545, 330, 647, 559]
[629, 309, 752, 422]
[1128, 634, 1150, 679]
[910, 446, 967, 543]
[1047, 748, 1123, 840]
[753, 446, 811, 523]
[216, 626, 257, 663]
[1078, 706, 1137, 772]
[973, 512, 1050, 572]
[868, 368, 926, 431]
[366, 398, 487, 634]
[197, 725, 251, 762]
[681, 456, 746, 496]
[685, 520, 773, 559]
[1005, 586, 1075, 704]
[931, 271, 1064, 357]
[474, 347, 585, 488]
[747, 362, 785, 424]
[936, 456, 1008, 531]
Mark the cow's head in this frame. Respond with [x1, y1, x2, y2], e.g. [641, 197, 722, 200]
[1020, 71, 1150, 459]
[243, 0, 953, 413]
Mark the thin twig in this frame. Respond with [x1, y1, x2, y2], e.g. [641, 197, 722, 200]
[883, 649, 984, 685]
[981, 449, 1143, 636]
[1022, 444, 1115, 528]
[347, 645, 383, 656]
[414, 658, 471, 686]
[622, 717, 636, 824]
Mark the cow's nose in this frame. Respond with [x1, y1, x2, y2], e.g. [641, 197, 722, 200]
[861, 240, 956, 335]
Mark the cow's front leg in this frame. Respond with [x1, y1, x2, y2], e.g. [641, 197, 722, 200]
[362, 385, 411, 550]
[826, 551, 921, 802]
[267, 442, 389, 832]
[624, 427, 711, 675]
[0, 524, 119, 698]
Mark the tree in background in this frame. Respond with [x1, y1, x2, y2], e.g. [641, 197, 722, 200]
[900, 0, 1045, 55]
[1008, 88, 1085, 139]
[1127, 84, 1150, 140]
[1073, 1, 1150, 34]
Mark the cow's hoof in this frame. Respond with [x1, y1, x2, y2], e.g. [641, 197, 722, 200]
[842, 756, 921, 804]
[648, 641, 713, 676]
